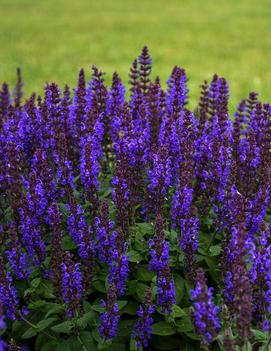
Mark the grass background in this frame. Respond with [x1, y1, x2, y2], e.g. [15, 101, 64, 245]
[0, 0, 271, 110]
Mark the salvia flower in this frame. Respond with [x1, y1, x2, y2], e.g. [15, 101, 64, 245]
[112, 158, 131, 233]
[108, 240, 129, 297]
[80, 134, 100, 211]
[61, 252, 83, 319]
[147, 144, 171, 214]
[66, 195, 95, 294]
[250, 227, 271, 327]
[0, 257, 20, 320]
[47, 202, 63, 298]
[18, 204, 46, 266]
[132, 287, 155, 349]
[99, 282, 120, 340]
[5, 222, 30, 280]
[94, 201, 117, 264]
[166, 66, 188, 117]
[149, 213, 175, 313]
[0, 308, 5, 351]
[190, 268, 221, 346]
[222, 186, 253, 346]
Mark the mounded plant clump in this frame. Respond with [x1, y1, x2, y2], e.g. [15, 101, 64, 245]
[0, 47, 271, 351]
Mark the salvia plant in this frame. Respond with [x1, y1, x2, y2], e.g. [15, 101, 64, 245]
[0, 47, 271, 351]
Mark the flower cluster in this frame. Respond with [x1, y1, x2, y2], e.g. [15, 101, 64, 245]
[0, 257, 22, 321]
[190, 268, 221, 345]
[99, 282, 120, 340]
[132, 287, 155, 349]
[1, 47, 271, 349]
[61, 252, 83, 319]
[149, 213, 175, 313]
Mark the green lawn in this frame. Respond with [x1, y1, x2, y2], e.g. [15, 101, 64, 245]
[0, 0, 271, 110]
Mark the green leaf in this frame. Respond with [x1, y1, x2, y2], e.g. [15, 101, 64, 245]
[135, 282, 148, 301]
[41, 341, 60, 351]
[92, 280, 106, 293]
[63, 234, 77, 250]
[179, 342, 198, 351]
[44, 303, 63, 318]
[127, 280, 138, 295]
[241, 342, 253, 351]
[259, 346, 271, 351]
[118, 320, 136, 337]
[106, 344, 126, 351]
[56, 336, 79, 351]
[35, 333, 49, 351]
[151, 322, 176, 336]
[92, 328, 104, 344]
[37, 318, 57, 331]
[38, 280, 55, 299]
[166, 229, 178, 241]
[169, 255, 177, 266]
[134, 265, 155, 282]
[130, 338, 137, 351]
[24, 287, 34, 298]
[252, 329, 268, 342]
[152, 335, 180, 350]
[203, 256, 220, 283]
[171, 304, 185, 319]
[175, 314, 194, 333]
[58, 202, 69, 217]
[92, 304, 106, 313]
[79, 331, 97, 350]
[259, 345, 271, 351]
[11, 320, 29, 338]
[183, 331, 201, 341]
[12, 320, 25, 333]
[174, 274, 185, 304]
[28, 300, 46, 310]
[117, 300, 128, 310]
[21, 327, 38, 339]
[83, 300, 92, 313]
[128, 250, 143, 263]
[51, 320, 73, 333]
[121, 301, 139, 315]
[77, 311, 97, 328]
[73, 175, 80, 183]
[101, 188, 112, 199]
[31, 277, 42, 288]
[136, 222, 153, 235]
[209, 245, 222, 256]
[134, 238, 148, 252]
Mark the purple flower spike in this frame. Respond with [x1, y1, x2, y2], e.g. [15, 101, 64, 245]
[132, 287, 155, 349]
[99, 282, 120, 340]
[61, 252, 83, 319]
[149, 213, 175, 313]
[190, 268, 220, 346]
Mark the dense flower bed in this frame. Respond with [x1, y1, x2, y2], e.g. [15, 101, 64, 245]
[0, 47, 271, 350]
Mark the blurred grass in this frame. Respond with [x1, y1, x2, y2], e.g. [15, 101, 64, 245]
[0, 0, 271, 110]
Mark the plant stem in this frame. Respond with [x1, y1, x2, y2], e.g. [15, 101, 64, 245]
[20, 314, 56, 341]
[263, 334, 271, 351]
[74, 309, 87, 351]
[77, 332, 88, 351]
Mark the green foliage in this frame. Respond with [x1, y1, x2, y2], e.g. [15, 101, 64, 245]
[151, 322, 176, 336]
